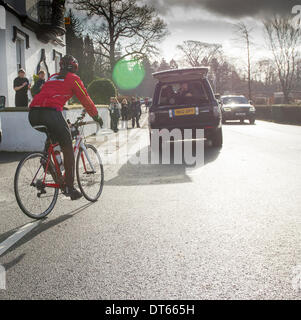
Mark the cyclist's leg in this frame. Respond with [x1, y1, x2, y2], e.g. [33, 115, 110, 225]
[42, 111, 82, 200]
[29, 109, 81, 199]
[28, 109, 56, 178]
[43, 111, 74, 186]
[29, 109, 52, 152]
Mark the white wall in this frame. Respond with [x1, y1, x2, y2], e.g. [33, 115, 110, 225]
[0, 107, 110, 152]
[1, 9, 66, 108]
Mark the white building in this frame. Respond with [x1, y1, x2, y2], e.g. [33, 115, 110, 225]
[0, 0, 66, 108]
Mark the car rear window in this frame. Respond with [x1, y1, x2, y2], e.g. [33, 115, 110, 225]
[158, 80, 209, 106]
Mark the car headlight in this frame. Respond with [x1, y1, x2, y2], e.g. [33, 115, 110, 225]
[223, 107, 232, 112]
[250, 106, 256, 112]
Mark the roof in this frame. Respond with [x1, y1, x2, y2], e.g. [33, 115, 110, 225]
[221, 95, 245, 98]
[0, 0, 26, 17]
[152, 67, 209, 83]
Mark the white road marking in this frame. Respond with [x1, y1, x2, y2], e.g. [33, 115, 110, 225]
[0, 221, 41, 256]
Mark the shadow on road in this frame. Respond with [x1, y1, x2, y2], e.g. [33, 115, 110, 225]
[0, 203, 94, 268]
[0, 152, 29, 164]
[105, 144, 221, 186]
[2, 253, 26, 271]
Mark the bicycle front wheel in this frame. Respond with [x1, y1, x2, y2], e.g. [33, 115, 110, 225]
[14, 153, 59, 219]
[76, 144, 104, 202]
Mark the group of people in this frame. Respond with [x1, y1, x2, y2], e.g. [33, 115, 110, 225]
[109, 96, 142, 132]
[13, 69, 143, 133]
[13, 69, 46, 107]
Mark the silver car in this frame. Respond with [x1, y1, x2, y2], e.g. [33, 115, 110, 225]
[221, 95, 256, 124]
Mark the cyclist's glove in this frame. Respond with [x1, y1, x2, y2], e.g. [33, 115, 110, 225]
[93, 114, 103, 128]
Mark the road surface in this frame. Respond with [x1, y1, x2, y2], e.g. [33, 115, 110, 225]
[0, 119, 301, 299]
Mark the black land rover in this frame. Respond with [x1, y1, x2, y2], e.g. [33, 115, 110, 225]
[149, 67, 223, 147]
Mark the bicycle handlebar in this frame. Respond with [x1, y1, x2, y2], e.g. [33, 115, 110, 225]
[67, 109, 88, 128]
[67, 110, 101, 137]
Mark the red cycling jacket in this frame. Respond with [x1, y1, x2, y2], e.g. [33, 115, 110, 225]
[30, 72, 98, 118]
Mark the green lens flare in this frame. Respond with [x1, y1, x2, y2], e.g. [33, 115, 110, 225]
[112, 59, 145, 90]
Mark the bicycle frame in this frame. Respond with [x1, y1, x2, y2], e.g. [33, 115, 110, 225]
[41, 142, 63, 189]
[33, 126, 96, 190]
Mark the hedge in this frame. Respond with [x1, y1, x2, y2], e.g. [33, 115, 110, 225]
[87, 78, 117, 105]
[255, 105, 301, 125]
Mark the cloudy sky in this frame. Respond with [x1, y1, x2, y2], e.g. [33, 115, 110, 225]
[68, 0, 299, 68]
[147, 0, 297, 65]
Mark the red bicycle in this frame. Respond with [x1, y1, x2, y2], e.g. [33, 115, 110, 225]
[14, 110, 104, 220]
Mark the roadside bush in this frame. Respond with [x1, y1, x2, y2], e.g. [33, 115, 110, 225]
[87, 78, 117, 105]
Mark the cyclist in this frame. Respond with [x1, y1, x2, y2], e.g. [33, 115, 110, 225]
[28, 55, 104, 200]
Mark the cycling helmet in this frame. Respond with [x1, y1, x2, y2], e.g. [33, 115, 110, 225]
[59, 55, 79, 73]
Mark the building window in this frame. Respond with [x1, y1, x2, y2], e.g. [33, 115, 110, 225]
[53, 50, 62, 73]
[55, 55, 60, 73]
[12, 26, 30, 72]
[16, 38, 25, 71]
[13, 26, 30, 49]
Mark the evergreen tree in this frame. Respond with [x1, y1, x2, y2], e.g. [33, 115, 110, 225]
[157, 58, 170, 71]
[82, 35, 95, 85]
[65, 10, 85, 81]
[151, 61, 159, 72]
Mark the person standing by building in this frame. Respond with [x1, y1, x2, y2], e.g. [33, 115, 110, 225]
[121, 98, 129, 129]
[31, 70, 46, 97]
[13, 69, 30, 107]
[109, 97, 121, 133]
[130, 97, 142, 128]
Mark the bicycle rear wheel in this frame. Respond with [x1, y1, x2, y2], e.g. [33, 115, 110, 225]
[14, 153, 59, 219]
[76, 144, 104, 202]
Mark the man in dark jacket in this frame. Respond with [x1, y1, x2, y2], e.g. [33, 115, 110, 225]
[13, 69, 30, 107]
[109, 97, 121, 132]
[130, 97, 142, 128]
[31, 70, 46, 97]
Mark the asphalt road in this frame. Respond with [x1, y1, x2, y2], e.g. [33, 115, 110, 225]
[0, 118, 301, 300]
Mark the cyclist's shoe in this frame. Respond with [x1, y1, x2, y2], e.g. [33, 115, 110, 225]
[63, 186, 82, 200]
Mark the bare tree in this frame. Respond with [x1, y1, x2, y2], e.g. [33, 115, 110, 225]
[254, 59, 277, 87]
[263, 15, 301, 103]
[177, 40, 222, 67]
[233, 22, 253, 100]
[73, 0, 168, 72]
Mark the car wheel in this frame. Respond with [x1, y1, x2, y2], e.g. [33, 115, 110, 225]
[249, 118, 255, 125]
[211, 128, 223, 148]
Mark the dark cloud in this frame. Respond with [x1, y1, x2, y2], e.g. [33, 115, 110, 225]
[148, 0, 296, 18]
